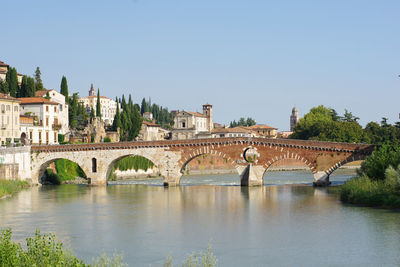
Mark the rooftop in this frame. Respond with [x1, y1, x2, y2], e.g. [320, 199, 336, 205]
[143, 120, 160, 127]
[247, 124, 277, 130]
[0, 93, 20, 102]
[18, 97, 59, 105]
[212, 126, 256, 134]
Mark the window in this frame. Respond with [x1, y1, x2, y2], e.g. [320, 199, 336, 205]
[54, 132, 57, 142]
[1, 105, 4, 112]
[46, 117, 49, 126]
[92, 158, 97, 173]
[6, 105, 10, 111]
[39, 132, 42, 144]
[181, 121, 186, 128]
[29, 131, 32, 139]
[14, 106, 18, 112]
[54, 106, 57, 112]
[46, 106, 49, 112]
[46, 132, 49, 144]
[15, 116, 17, 125]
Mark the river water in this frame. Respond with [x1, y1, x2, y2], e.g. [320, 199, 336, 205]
[1, 169, 400, 266]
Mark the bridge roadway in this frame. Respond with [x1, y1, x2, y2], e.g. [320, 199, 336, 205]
[31, 137, 374, 186]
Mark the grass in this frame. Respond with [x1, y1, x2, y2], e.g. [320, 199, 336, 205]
[0, 180, 30, 199]
[340, 176, 400, 209]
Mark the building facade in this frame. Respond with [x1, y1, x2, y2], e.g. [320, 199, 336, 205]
[0, 61, 23, 85]
[171, 104, 213, 140]
[0, 93, 20, 145]
[79, 84, 120, 126]
[18, 97, 60, 145]
[35, 89, 69, 135]
[246, 124, 278, 138]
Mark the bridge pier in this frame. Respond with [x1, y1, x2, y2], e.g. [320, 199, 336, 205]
[313, 171, 331, 187]
[238, 164, 264, 186]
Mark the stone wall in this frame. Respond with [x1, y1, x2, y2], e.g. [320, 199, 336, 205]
[0, 146, 31, 181]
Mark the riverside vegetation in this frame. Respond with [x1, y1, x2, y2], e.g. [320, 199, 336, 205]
[340, 144, 400, 208]
[0, 180, 30, 199]
[0, 229, 217, 267]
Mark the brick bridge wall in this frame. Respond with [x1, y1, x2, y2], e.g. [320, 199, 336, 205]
[31, 137, 374, 186]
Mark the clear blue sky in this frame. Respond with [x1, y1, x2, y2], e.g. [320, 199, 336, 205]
[2, 0, 400, 130]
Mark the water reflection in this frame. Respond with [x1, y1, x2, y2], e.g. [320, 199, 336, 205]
[0, 172, 399, 266]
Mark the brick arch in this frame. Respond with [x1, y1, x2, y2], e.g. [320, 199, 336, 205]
[324, 154, 367, 177]
[178, 146, 240, 174]
[105, 153, 158, 181]
[262, 148, 317, 174]
[36, 157, 88, 184]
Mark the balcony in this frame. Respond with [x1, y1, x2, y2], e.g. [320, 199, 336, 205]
[52, 124, 62, 130]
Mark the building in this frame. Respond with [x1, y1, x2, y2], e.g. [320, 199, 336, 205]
[0, 61, 23, 85]
[246, 124, 278, 138]
[211, 127, 258, 138]
[143, 112, 153, 121]
[18, 97, 61, 145]
[171, 104, 213, 140]
[0, 93, 20, 145]
[290, 107, 300, 131]
[35, 89, 69, 135]
[138, 121, 161, 141]
[78, 84, 120, 126]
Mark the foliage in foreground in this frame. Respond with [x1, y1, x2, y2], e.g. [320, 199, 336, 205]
[340, 164, 400, 208]
[164, 244, 218, 267]
[0, 229, 126, 267]
[0, 180, 30, 198]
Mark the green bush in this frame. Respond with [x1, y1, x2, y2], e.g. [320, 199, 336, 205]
[103, 137, 111, 143]
[58, 134, 65, 143]
[0, 229, 127, 267]
[0, 180, 30, 198]
[164, 244, 217, 267]
[44, 169, 60, 185]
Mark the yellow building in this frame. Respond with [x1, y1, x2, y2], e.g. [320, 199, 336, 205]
[0, 93, 20, 145]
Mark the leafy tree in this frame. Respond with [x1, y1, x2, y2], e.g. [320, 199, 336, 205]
[291, 105, 368, 143]
[96, 89, 101, 119]
[34, 67, 44, 91]
[60, 76, 69, 104]
[358, 144, 400, 181]
[68, 93, 87, 130]
[230, 117, 257, 127]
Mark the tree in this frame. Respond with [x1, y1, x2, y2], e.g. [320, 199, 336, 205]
[6, 67, 18, 97]
[96, 89, 101, 119]
[34, 67, 44, 91]
[112, 103, 122, 131]
[60, 76, 69, 104]
[26, 77, 36, 97]
[19, 76, 28, 97]
[342, 109, 360, 122]
[90, 107, 95, 123]
[0, 80, 9, 94]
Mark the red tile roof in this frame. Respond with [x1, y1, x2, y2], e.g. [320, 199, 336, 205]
[0, 93, 20, 101]
[247, 124, 277, 130]
[18, 97, 58, 105]
[35, 90, 49, 97]
[0, 61, 9, 67]
[142, 120, 160, 127]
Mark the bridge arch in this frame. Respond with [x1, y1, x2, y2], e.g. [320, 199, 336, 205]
[37, 157, 88, 184]
[323, 154, 366, 178]
[105, 153, 158, 182]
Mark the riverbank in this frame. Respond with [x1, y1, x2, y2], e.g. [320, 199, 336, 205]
[339, 176, 400, 209]
[0, 180, 30, 199]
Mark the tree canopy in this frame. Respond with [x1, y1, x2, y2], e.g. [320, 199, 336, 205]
[230, 117, 256, 128]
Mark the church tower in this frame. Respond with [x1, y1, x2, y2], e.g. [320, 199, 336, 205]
[89, 83, 96, 96]
[290, 107, 299, 131]
[203, 103, 213, 131]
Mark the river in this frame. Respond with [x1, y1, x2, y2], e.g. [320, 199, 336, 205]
[1, 169, 400, 266]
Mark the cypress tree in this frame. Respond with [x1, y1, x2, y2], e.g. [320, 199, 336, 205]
[34, 67, 44, 91]
[60, 76, 69, 104]
[19, 76, 28, 97]
[0, 80, 9, 94]
[140, 98, 146, 115]
[96, 89, 101, 119]
[6, 67, 18, 97]
[112, 104, 121, 131]
[90, 107, 95, 123]
[26, 77, 36, 97]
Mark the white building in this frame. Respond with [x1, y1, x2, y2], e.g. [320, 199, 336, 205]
[18, 97, 61, 145]
[171, 104, 213, 140]
[79, 84, 120, 126]
[35, 89, 69, 135]
[0, 60, 23, 85]
[0, 93, 20, 145]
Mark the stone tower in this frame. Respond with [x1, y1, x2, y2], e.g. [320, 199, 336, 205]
[203, 103, 213, 131]
[290, 107, 299, 131]
[89, 83, 96, 96]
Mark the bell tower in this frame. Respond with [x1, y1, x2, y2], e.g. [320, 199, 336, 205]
[202, 103, 213, 131]
[89, 83, 96, 96]
[290, 107, 299, 131]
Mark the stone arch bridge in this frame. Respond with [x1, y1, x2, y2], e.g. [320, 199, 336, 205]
[31, 137, 374, 186]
